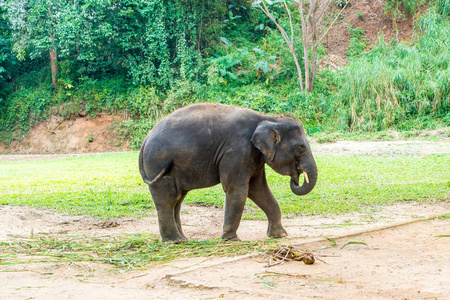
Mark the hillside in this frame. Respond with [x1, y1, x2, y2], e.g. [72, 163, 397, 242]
[327, 0, 417, 59]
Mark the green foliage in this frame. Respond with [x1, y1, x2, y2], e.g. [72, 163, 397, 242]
[383, 0, 425, 27]
[356, 11, 364, 20]
[253, 47, 277, 82]
[402, 0, 425, 15]
[437, 0, 450, 16]
[0, 0, 449, 142]
[345, 25, 367, 58]
[0, 6, 19, 114]
[1, 0, 237, 88]
[207, 47, 242, 85]
[383, 0, 405, 28]
[335, 8, 450, 132]
[1, 66, 54, 132]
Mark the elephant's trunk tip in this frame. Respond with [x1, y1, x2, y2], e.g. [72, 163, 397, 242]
[290, 162, 317, 196]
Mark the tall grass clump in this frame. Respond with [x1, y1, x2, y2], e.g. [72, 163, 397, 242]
[336, 7, 450, 131]
[437, 0, 450, 16]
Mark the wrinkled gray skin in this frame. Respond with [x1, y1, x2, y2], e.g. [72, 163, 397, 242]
[139, 103, 317, 242]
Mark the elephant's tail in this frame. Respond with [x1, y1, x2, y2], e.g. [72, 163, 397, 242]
[139, 149, 173, 186]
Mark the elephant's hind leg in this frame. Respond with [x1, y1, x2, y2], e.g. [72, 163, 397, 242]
[174, 191, 188, 239]
[150, 178, 187, 242]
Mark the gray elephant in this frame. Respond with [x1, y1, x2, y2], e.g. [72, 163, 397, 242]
[139, 103, 317, 242]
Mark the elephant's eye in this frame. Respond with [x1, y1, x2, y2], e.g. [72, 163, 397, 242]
[293, 144, 306, 155]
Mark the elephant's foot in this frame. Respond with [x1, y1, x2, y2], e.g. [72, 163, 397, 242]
[267, 226, 288, 238]
[221, 233, 241, 242]
[161, 234, 188, 243]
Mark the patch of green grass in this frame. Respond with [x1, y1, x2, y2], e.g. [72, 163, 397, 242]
[438, 213, 450, 219]
[1, 152, 449, 220]
[0, 153, 150, 218]
[311, 128, 450, 143]
[0, 233, 275, 270]
[188, 154, 450, 219]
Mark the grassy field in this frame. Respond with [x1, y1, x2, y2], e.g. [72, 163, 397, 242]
[1, 151, 449, 268]
[1, 152, 449, 219]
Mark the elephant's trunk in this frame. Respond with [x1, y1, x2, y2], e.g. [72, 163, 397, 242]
[290, 156, 318, 196]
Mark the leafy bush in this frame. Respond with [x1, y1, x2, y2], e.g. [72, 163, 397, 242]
[335, 8, 450, 131]
[346, 25, 367, 57]
[437, 0, 450, 16]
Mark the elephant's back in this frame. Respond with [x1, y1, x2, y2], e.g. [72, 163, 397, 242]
[151, 103, 259, 138]
[143, 103, 254, 158]
[162, 102, 256, 124]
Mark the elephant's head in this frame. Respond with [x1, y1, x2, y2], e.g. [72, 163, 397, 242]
[251, 118, 317, 196]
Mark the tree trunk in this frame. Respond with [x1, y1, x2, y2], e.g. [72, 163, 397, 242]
[49, 49, 58, 89]
[299, 2, 309, 92]
[290, 45, 304, 91]
[49, 31, 58, 89]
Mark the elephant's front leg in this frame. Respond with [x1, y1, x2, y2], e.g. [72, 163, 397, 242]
[220, 174, 249, 241]
[248, 169, 287, 238]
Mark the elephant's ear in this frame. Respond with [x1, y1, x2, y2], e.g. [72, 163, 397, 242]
[251, 121, 281, 161]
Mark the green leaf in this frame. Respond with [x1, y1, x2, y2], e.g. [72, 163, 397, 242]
[253, 48, 266, 57]
[227, 72, 238, 80]
[340, 241, 369, 250]
[220, 37, 232, 48]
[237, 48, 250, 55]
[225, 60, 241, 68]
[434, 235, 450, 238]
[255, 61, 264, 69]
[262, 62, 270, 74]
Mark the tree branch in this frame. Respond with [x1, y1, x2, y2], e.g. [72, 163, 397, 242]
[315, 0, 349, 47]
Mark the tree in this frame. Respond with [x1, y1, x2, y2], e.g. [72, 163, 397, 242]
[383, 0, 404, 30]
[253, 0, 349, 92]
[1, 0, 236, 90]
[1, 0, 67, 88]
[0, 5, 18, 106]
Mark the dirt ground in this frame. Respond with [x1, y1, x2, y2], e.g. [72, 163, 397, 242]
[1, 204, 449, 299]
[1, 139, 450, 299]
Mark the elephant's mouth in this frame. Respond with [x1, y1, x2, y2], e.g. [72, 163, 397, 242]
[290, 160, 317, 196]
[292, 166, 309, 185]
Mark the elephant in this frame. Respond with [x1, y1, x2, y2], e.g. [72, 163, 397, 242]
[139, 103, 317, 242]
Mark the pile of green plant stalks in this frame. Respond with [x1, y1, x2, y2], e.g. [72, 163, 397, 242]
[0, 233, 274, 270]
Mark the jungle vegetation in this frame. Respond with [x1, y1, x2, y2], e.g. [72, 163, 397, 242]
[0, 0, 449, 148]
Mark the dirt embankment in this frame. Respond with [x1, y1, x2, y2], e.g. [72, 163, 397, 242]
[0, 114, 129, 154]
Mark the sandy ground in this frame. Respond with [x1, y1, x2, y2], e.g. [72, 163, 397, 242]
[1, 203, 449, 299]
[1, 140, 449, 299]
